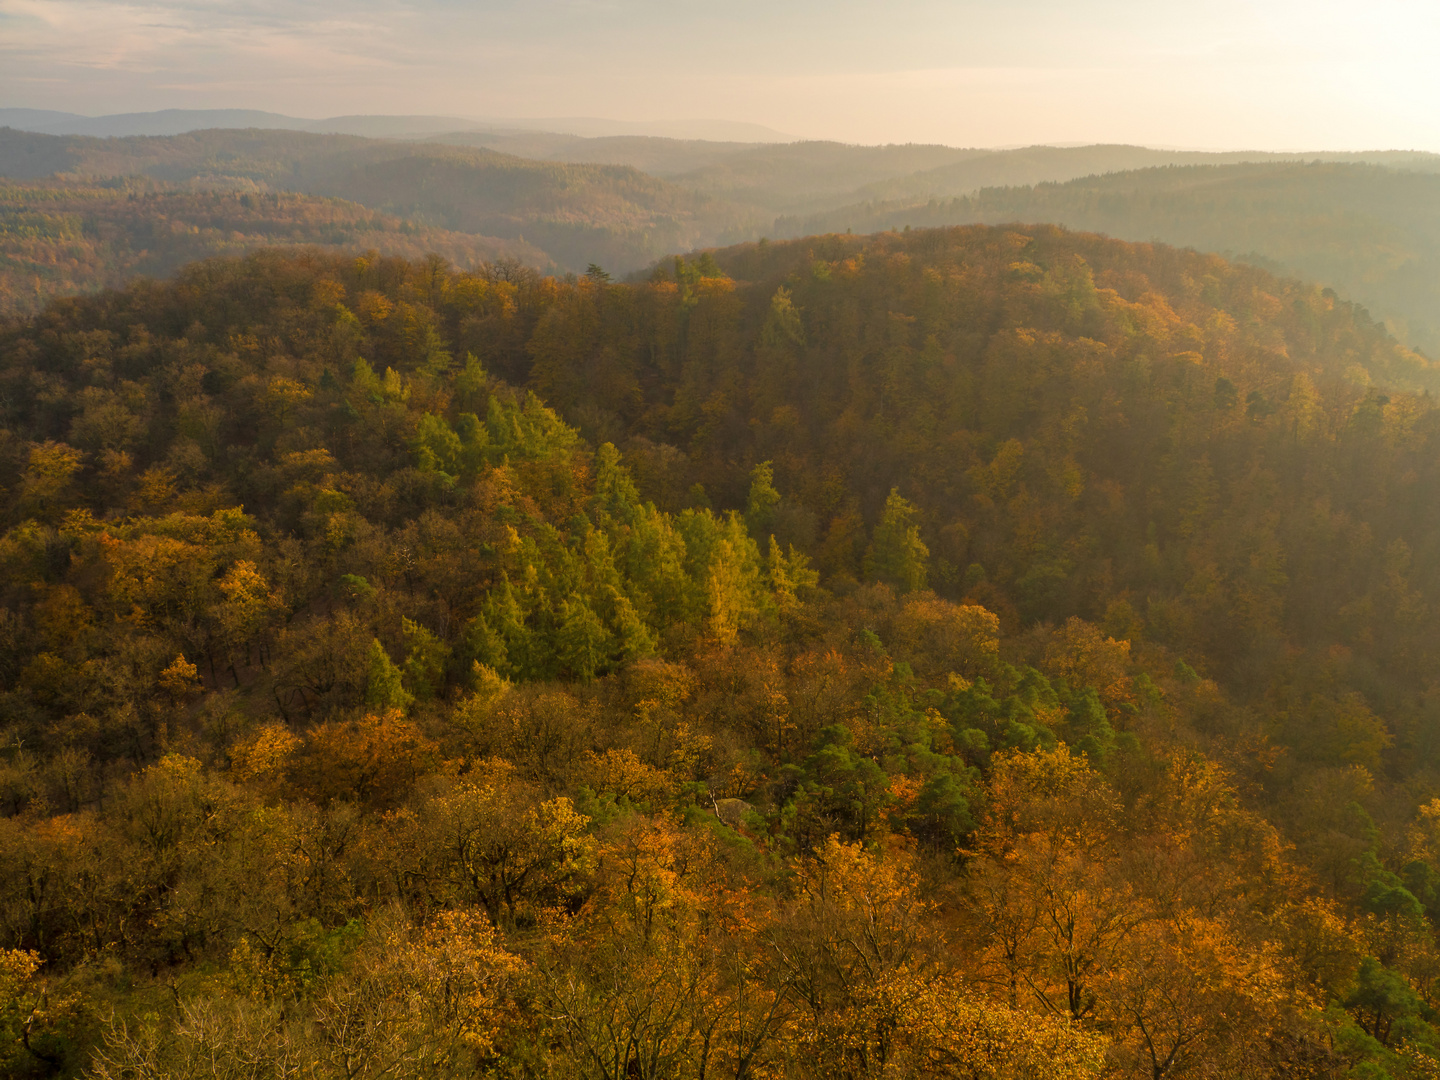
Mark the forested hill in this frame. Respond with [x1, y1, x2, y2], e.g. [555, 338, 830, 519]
[7, 229, 1440, 1076]
[0, 127, 753, 274]
[10, 126, 1440, 355]
[534, 225, 1440, 701]
[0, 182, 549, 319]
[821, 146, 1440, 210]
[780, 162, 1440, 358]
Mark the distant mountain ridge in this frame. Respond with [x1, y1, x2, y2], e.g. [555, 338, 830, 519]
[0, 127, 756, 279]
[0, 108, 794, 142]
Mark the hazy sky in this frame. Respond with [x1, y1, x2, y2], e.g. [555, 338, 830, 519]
[3, 0, 1439, 149]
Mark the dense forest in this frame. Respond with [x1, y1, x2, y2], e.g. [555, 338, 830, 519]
[4, 225, 1440, 1076]
[0, 181, 546, 318]
[781, 162, 1440, 359]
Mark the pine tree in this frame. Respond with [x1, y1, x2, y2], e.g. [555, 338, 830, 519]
[402, 617, 450, 700]
[557, 595, 610, 681]
[745, 460, 782, 540]
[459, 613, 508, 675]
[768, 535, 820, 609]
[864, 488, 929, 593]
[364, 639, 414, 711]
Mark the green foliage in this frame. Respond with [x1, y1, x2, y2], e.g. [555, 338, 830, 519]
[364, 639, 414, 712]
[864, 488, 929, 593]
[767, 536, 819, 609]
[401, 619, 450, 701]
[787, 723, 891, 844]
[1061, 686, 1117, 763]
[413, 413, 464, 478]
[556, 595, 609, 681]
[744, 460, 781, 539]
[1345, 957, 1427, 1045]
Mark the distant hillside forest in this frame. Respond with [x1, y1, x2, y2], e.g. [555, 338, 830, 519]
[0, 181, 548, 318]
[6, 227, 1440, 1077]
[0, 127, 758, 275]
[783, 162, 1440, 359]
[6, 126, 1440, 364]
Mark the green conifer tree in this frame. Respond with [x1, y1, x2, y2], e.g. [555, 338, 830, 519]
[364, 639, 414, 711]
[402, 617, 451, 700]
[769, 535, 820, 609]
[556, 595, 610, 680]
[745, 460, 782, 540]
[864, 488, 929, 593]
[458, 613, 508, 675]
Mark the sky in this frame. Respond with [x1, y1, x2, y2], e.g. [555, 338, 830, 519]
[2, 0, 1439, 149]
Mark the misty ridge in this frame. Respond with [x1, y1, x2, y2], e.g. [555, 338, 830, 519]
[5, 114, 1440, 359]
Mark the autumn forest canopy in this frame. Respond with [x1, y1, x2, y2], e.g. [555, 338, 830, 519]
[7, 122, 1440, 364]
[8, 207, 1440, 1079]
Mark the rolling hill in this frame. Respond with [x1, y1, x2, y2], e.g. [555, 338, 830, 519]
[6, 125, 1440, 358]
[0, 181, 548, 319]
[0, 107, 795, 142]
[4, 230, 1440, 1076]
[779, 161, 1440, 356]
[0, 128, 756, 276]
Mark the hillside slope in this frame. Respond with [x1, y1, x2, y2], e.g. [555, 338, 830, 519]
[0, 181, 548, 318]
[781, 161, 1440, 357]
[0, 128, 755, 274]
[844, 146, 1440, 205]
[674, 142, 1440, 217]
[9, 125, 1440, 332]
[532, 227, 1440, 701]
[4, 235, 1440, 1076]
[6, 234, 1440, 1076]
[429, 130, 766, 176]
[303, 146, 753, 270]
